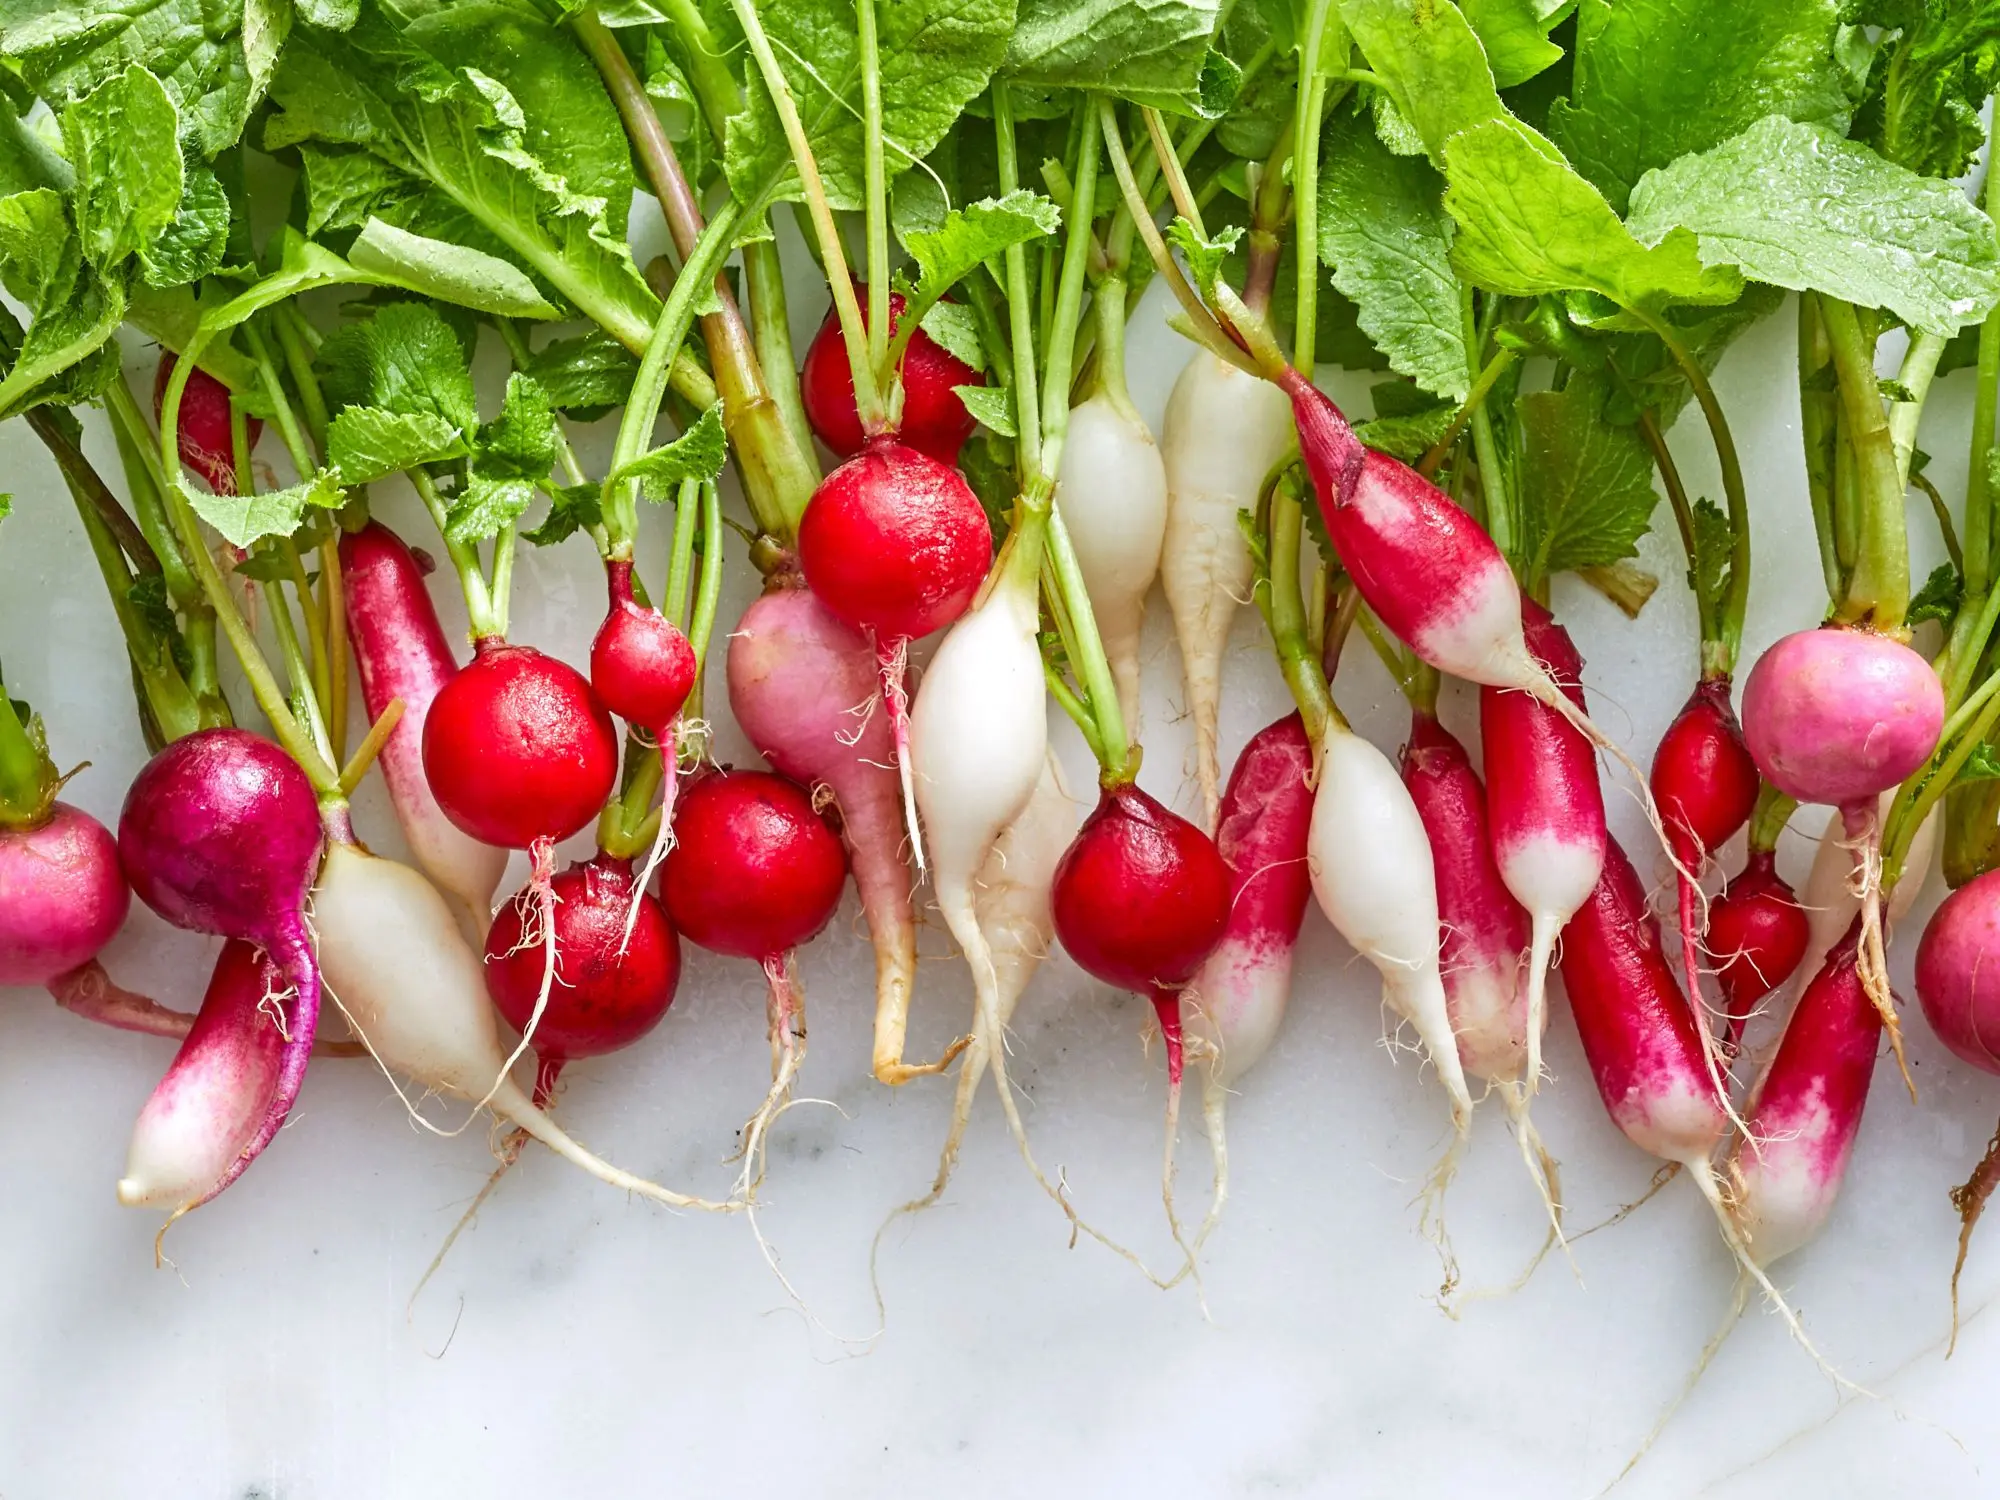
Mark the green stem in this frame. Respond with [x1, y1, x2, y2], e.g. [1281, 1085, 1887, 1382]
[1748, 783, 1796, 855]
[1045, 662, 1105, 764]
[270, 303, 329, 459]
[664, 475, 703, 629]
[104, 376, 199, 611]
[260, 572, 334, 770]
[1416, 346, 1518, 479]
[1819, 296, 1910, 629]
[411, 468, 501, 638]
[1045, 506, 1127, 774]
[656, 0, 744, 138]
[1969, 163, 2000, 598]
[1265, 480, 1335, 743]
[1292, 0, 1336, 366]
[0, 673, 50, 824]
[996, 87, 1043, 478]
[1797, 294, 1843, 601]
[281, 538, 333, 717]
[1091, 274, 1136, 419]
[743, 230, 817, 467]
[242, 321, 316, 476]
[1889, 331, 1947, 486]
[689, 479, 725, 669]
[1034, 104, 1100, 489]
[1886, 672, 2000, 885]
[857, 0, 890, 392]
[1142, 107, 1204, 236]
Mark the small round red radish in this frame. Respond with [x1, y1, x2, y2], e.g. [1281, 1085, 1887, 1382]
[155, 352, 259, 495]
[1916, 868, 2000, 1075]
[800, 288, 981, 464]
[1707, 850, 1809, 1049]
[423, 641, 620, 852]
[0, 802, 129, 986]
[1742, 627, 1943, 810]
[1653, 678, 1760, 871]
[590, 561, 697, 734]
[484, 853, 681, 1104]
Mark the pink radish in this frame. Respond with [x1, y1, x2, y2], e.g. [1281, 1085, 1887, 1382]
[1743, 624, 1944, 1085]
[800, 288, 981, 465]
[155, 353, 259, 495]
[118, 941, 284, 1212]
[1057, 395, 1168, 728]
[1160, 352, 1296, 826]
[116, 728, 324, 1210]
[727, 580, 947, 1085]
[484, 853, 681, 1106]
[1, 802, 130, 987]
[661, 768, 847, 1193]
[339, 521, 505, 932]
[1480, 601, 1606, 1095]
[1707, 850, 1810, 1050]
[796, 434, 993, 871]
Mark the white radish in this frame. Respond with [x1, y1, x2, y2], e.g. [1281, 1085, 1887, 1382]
[1160, 351, 1296, 827]
[1056, 395, 1167, 729]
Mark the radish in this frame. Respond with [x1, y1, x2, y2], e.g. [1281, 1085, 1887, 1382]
[1480, 600, 1606, 1096]
[1051, 778, 1232, 1267]
[800, 289, 981, 465]
[727, 581, 949, 1085]
[1728, 922, 1879, 1269]
[796, 433, 993, 871]
[1744, 626, 1944, 1084]
[339, 521, 506, 933]
[312, 836, 728, 1211]
[1056, 395, 1168, 728]
[1796, 792, 1940, 993]
[116, 728, 325, 1209]
[484, 852, 680, 1106]
[661, 768, 847, 1193]
[1159, 352, 1296, 826]
[0, 802, 130, 988]
[155, 353, 259, 495]
[118, 941, 284, 1213]
[1708, 849, 1810, 1050]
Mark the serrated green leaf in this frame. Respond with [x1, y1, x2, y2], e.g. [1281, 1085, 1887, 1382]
[1166, 216, 1243, 301]
[1460, 0, 1563, 89]
[475, 373, 559, 481]
[1626, 116, 2000, 336]
[523, 328, 637, 414]
[919, 299, 984, 370]
[904, 190, 1061, 305]
[318, 301, 478, 432]
[1443, 118, 1742, 311]
[443, 474, 535, 545]
[62, 64, 183, 271]
[1317, 108, 1469, 400]
[141, 160, 230, 288]
[1850, 0, 2000, 180]
[956, 383, 1015, 436]
[1955, 740, 2000, 785]
[1003, 0, 1223, 113]
[1909, 561, 1965, 627]
[1545, 0, 1849, 214]
[522, 482, 602, 546]
[1517, 374, 1660, 589]
[1340, 0, 1508, 166]
[1687, 496, 1733, 619]
[0, 188, 72, 307]
[612, 402, 728, 500]
[347, 217, 563, 320]
[328, 407, 468, 484]
[185, 470, 344, 549]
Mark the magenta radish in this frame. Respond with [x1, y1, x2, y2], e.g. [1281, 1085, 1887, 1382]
[1742, 624, 1944, 1085]
[116, 728, 324, 1209]
[1480, 601, 1607, 1095]
[1056, 395, 1168, 729]
[1160, 352, 1297, 827]
[155, 353, 259, 495]
[1728, 922, 1879, 1269]
[0, 802, 130, 987]
[1707, 850, 1810, 1049]
[339, 521, 506, 932]
[796, 434, 993, 871]
[799, 288, 981, 465]
[484, 853, 681, 1106]
[117, 940, 284, 1212]
[727, 580, 943, 1085]
[661, 768, 847, 1193]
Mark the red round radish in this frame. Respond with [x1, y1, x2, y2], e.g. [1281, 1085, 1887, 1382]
[1708, 849, 1809, 1047]
[423, 640, 619, 850]
[590, 561, 697, 734]
[662, 769, 848, 962]
[801, 288, 981, 464]
[0, 802, 130, 986]
[797, 435, 993, 645]
[485, 853, 681, 1094]
[1917, 868, 2000, 1074]
[156, 352, 259, 495]
[1742, 626, 1944, 809]
[1652, 677, 1760, 869]
[1052, 781, 1231, 1085]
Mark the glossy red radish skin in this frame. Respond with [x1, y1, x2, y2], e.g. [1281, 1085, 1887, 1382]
[1481, 602, 1606, 1091]
[423, 642, 619, 851]
[340, 521, 505, 929]
[155, 353, 259, 495]
[727, 584, 932, 1084]
[0, 802, 129, 986]
[1653, 679, 1760, 870]
[1401, 712, 1530, 1083]
[484, 854, 680, 1101]
[118, 941, 284, 1209]
[590, 561, 697, 733]
[1730, 923, 1878, 1267]
[662, 770, 848, 962]
[1707, 850, 1809, 1047]
[800, 288, 980, 464]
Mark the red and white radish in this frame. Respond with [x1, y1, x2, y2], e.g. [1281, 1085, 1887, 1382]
[800, 288, 981, 466]
[1160, 352, 1296, 827]
[339, 521, 505, 933]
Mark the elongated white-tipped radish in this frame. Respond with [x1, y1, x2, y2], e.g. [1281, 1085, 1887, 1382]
[311, 838, 731, 1212]
[1161, 353, 1295, 826]
[1057, 395, 1168, 728]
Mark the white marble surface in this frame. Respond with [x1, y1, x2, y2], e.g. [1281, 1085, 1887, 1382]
[3, 275, 1997, 1499]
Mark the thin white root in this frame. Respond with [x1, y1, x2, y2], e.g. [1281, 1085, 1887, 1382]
[1157, 1065, 1208, 1320]
[1190, 1060, 1232, 1258]
[1844, 807, 1914, 1102]
[1503, 1078, 1572, 1282]
[734, 954, 807, 1202]
[495, 1079, 736, 1213]
[622, 730, 681, 952]
[1599, 1275, 1751, 1495]
[408, 1125, 528, 1315]
[1523, 913, 1556, 1095]
[1417, 1125, 1468, 1304]
[1570, 1162, 1683, 1242]
[476, 837, 561, 1116]
[879, 636, 927, 877]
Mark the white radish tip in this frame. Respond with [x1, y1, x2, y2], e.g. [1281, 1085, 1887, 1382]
[115, 1177, 150, 1208]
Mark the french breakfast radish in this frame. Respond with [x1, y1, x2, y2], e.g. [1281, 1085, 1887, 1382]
[155, 353, 259, 495]
[727, 580, 946, 1085]
[800, 288, 981, 465]
[339, 521, 506, 933]
[1160, 352, 1297, 827]
[1480, 600, 1607, 1096]
[1796, 793, 1939, 997]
